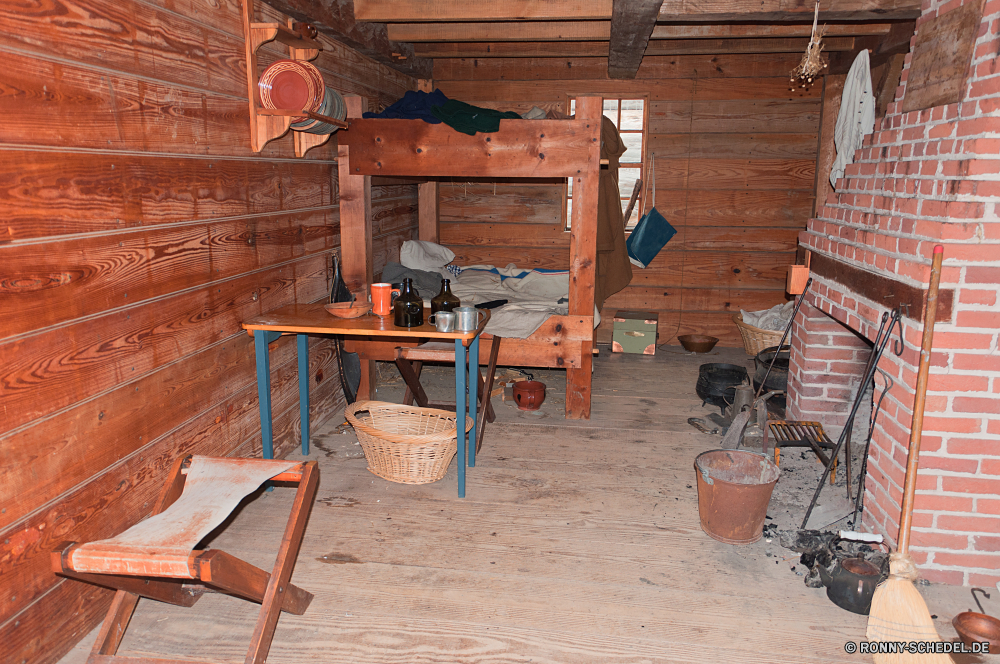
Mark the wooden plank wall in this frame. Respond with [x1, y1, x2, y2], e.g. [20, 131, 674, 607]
[433, 55, 822, 346]
[0, 1, 416, 662]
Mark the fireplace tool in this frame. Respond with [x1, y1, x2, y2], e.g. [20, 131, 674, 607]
[800, 305, 904, 529]
[718, 278, 812, 450]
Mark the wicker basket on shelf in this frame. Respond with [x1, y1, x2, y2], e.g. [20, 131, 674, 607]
[345, 401, 473, 485]
[733, 313, 783, 356]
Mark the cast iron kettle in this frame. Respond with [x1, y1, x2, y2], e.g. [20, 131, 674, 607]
[819, 557, 884, 615]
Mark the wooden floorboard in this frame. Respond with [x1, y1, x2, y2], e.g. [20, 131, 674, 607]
[60, 348, 879, 664]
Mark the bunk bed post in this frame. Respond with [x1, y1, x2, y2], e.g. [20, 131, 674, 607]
[565, 96, 602, 420]
[338, 94, 377, 399]
[418, 182, 440, 243]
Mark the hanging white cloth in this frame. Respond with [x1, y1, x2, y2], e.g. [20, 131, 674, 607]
[830, 49, 876, 187]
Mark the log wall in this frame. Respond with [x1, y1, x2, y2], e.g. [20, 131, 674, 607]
[433, 55, 822, 346]
[0, 1, 416, 662]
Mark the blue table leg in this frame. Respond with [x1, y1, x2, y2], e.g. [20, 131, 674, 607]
[468, 334, 479, 467]
[297, 334, 310, 455]
[253, 331, 282, 460]
[455, 338, 466, 498]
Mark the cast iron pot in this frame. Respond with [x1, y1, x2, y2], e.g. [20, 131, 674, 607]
[753, 345, 789, 412]
[696, 363, 749, 413]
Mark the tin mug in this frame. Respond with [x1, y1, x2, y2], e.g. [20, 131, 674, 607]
[427, 311, 456, 333]
[454, 306, 485, 332]
[371, 282, 399, 317]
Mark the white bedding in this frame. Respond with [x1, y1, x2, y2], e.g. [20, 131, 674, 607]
[398, 241, 599, 339]
[452, 265, 600, 339]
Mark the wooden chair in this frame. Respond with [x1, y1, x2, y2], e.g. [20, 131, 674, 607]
[395, 335, 502, 453]
[51, 455, 319, 664]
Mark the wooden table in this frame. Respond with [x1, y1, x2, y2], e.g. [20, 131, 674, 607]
[242, 302, 489, 497]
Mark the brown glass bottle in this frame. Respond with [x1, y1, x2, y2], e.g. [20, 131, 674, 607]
[431, 279, 461, 315]
[393, 278, 423, 327]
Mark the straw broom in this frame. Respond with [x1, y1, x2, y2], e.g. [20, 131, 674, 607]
[866, 245, 950, 663]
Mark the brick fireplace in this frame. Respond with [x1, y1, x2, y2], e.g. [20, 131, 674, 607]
[789, 0, 1000, 586]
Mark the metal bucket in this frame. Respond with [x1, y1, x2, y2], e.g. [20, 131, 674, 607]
[694, 449, 780, 544]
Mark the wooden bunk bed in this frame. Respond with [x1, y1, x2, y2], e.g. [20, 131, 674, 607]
[337, 95, 602, 419]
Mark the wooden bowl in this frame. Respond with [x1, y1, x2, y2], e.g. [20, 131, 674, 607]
[678, 334, 719, 353]
[953, 612, 1000, 649]
[324, 301, 371, 319]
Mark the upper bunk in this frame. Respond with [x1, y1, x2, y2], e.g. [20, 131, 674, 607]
[338, 116, 602, 179]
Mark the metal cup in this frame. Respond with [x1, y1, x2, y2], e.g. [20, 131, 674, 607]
[454, 306, 485, 332]
[427, 311, 456, 333]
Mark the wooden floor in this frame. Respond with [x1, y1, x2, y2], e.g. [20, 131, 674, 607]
[60, 346, 965, 663]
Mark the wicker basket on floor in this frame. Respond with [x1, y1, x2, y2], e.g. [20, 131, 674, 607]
[345, 401, 474, 484]
[733, 313, 783, 356]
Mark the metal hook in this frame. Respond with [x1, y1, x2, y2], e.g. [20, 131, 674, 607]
[972, 587, 991, 614]
[891, 308, 905, 356]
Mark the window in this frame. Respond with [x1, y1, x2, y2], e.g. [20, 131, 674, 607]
[565, 97, 647, 230]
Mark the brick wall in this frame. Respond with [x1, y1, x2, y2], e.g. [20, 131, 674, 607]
[790, 0, 1000, 586]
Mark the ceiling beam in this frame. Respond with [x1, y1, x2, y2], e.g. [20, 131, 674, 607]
[658, 0, 921, 22]
[608, 0, 661, 78]
[354, 0, 613, 22]
[355, 0, 920, 23]
[262, 0, 431, 77]
[414, 37, 857, 58]
[651, 23, 894, 39]
[389, 21, 898, 43]
[387, 21, 612, 42]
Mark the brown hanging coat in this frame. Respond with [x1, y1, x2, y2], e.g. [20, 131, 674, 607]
[594, 115, 634, 310]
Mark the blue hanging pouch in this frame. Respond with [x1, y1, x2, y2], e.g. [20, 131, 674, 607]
[626, 153, 676, 268]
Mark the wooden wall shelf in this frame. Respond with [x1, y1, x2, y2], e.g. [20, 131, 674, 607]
[240, 0, 341, 157]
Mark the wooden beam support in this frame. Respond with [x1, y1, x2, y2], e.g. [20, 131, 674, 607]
[389, 21, 611, 42]
[652, 23, 894, 39]
[393, 21, 897, 43]
[565, 96, 601, 420]
[814, 73, 845, 215]
[260, 0, 431, 77]
[418, 182, 440, 243]
[337, 95, 376, 401]
[808, 251, 954, 323]
[657, 0, 921, 22]
[354, 0, 612, 21]
[355, 0, 920, 23]
[608, 0, 662, 79]
[415, 37, 856, 58]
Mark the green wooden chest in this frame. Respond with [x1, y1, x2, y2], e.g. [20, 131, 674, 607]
[611, 311, 659, 355]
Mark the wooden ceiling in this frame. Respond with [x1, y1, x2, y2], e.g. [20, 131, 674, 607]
[265, 0, 919, 79]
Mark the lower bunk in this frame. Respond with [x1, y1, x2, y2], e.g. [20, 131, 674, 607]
[344, 314, 595, 418]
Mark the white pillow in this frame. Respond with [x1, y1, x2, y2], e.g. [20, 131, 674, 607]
[400, 240, 455, 270]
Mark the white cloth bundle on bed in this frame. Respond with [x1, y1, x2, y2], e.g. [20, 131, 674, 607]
[399, 241, 600, 339]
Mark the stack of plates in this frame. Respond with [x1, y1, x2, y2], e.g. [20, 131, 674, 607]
[258, 59, 324, 122]
[258, 59, 345, 135]
[294, 88, 346, 135]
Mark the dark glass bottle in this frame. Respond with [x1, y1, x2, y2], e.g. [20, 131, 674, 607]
[393, 278, 423, 327]
[431, 279, 461, 315]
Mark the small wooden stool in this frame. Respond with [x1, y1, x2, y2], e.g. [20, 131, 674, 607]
[395, 335, 502, 453]
[52, 455, 319, 664]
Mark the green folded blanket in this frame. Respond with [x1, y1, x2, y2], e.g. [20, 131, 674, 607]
[431, 99, 521, 136]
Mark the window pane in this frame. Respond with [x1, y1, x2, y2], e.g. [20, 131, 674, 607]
[603, 99, 619, 124]
[618, 168, 641, 199]
[620, 100, 644, 130]
[569, 99, 576, 115]
[567, 177, 573, 195]
[620, 132, 643, 164]
[565, 197, 573, 228]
